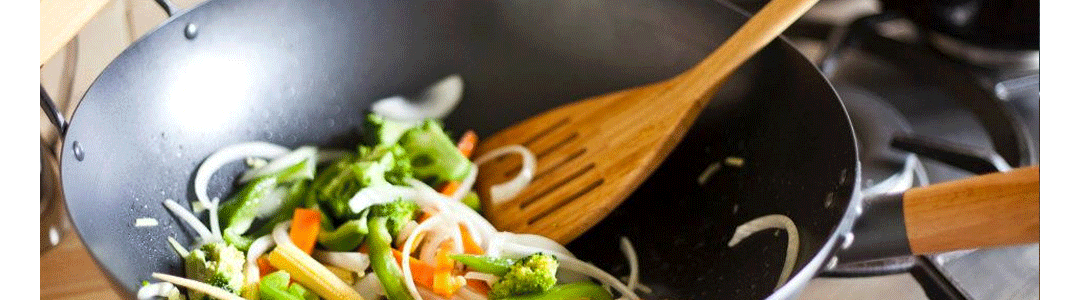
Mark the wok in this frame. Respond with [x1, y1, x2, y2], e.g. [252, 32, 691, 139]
[47, 0, 1035, 299]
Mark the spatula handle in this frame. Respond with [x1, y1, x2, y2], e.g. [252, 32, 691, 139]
[903, 165, 1039, 254]
[671, 0, 819, 100]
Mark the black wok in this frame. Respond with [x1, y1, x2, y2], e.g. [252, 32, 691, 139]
[50, 0, 1034, 299]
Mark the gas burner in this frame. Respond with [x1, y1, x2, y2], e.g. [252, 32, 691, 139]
[835, 84, 927, 195]
[928, 31, 1039, 72]
[790, 9, 1039, 300]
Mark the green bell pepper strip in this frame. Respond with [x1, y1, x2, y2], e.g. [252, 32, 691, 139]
[248, 180, 310, 237]
[449, 254, 513, 276]
[317, 217, 369, 251]
[503, 282, 614, 300]
[219, 176, 279, 250]
[366, 216, 414, 300]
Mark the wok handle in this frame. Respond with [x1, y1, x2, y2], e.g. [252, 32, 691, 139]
[903, 165, 1039, 254]
[836, 165, 1039, 264]
[41, 85, 67, 135]
[153, 0, 177, 17]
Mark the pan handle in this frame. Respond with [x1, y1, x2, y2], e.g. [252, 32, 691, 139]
[41, 86, 67, 135]
[835, 165, 1038, 264]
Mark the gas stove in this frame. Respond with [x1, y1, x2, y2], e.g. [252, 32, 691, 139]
[757, 0, 1040, 299]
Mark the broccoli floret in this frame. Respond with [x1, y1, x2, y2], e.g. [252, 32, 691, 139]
[356, 145, 413, 187]
[489, 253, 560, 299]
[311, 145, 415, 221]
[378, 146, 414, 186]
[363, 113, 417, 147]
[369, 199, 420, 238]
[397, 119, 472, 185]
[184, 242, 245, 300]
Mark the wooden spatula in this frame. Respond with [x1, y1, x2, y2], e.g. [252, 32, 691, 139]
[474, 0, 820, 244]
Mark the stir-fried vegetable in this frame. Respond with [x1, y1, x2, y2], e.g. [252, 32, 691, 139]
[317, 218, 368, 251]
[502, 282, 613, 300]
[260, 270, 319, 300]
[488, 253, 559, 299]
[142, 111, 652, 300]
[398, 119, 473, 186]
[267, 223, 362, 300]
[366, 200, 421, 300]
[450, 254, 513, 276]
[289, 208, 323, 254]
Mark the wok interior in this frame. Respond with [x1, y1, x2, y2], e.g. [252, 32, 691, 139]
[61, 0, 857, 298]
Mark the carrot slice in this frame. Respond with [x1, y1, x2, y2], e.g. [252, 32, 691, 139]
[457, 130, 478, 158]
[257, 255, 277, 277]
[289, 208, 322, 254]
[438, 181, 461, 196]
[433, 242, 465, 297]
[393, 249, 435, 288]
[466, 279, 490, 295]
[435, 243, 455, 271]
[459, 224, 484, 255]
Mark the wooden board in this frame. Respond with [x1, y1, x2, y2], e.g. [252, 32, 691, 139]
[40, 227, 122, 300]
[40, 0, 110, 65]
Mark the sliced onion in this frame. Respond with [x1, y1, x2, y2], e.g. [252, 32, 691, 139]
[137, 282, 179, 300]
[272, 222, 297, 251]
[239, 146, 317, 183]
[348, 184, 419, 214]
[151, 272, 246, 300]
[416, 285, 451, 300]
[409, 179, 493, 248]
[619, 237, 640, 292]
[463, 272, 499, 286]
[727, 214, 798, 290]
[501, 232, 573, 258]
[449, 164, 478, 203]
[402, 214, 446, 300]
[371, 74, 465, 121]
[312, 251, 371, 274]
[475, 145, 536, 206]
[245, 235, 276, 288]
[163, 199, 214, 244]
[167, 236, 189, 258]
[355, 273, 386, 300]
[420, 228, 452, 265]
[195, 142, 289, 208]
[134, 218, 159, 227]
[456, 286, 489, 300]
[209, 198, 222, 241]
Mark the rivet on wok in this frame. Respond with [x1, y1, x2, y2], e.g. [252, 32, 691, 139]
[842, 232, 854, 249]
[184, 23, 198, 39]
[72, 141, 85, 161]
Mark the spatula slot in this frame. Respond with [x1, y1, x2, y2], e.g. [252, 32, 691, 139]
[522, 117, 571, 147]
[533, 148, 587, 180]
[519, 162, 596, 209]
[526, 178, 605, 225]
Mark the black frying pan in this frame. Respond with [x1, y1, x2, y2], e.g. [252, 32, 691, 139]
[50, 0, 1035, 299]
